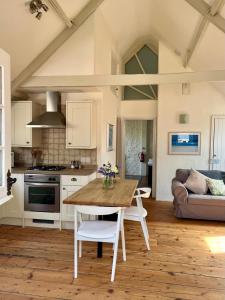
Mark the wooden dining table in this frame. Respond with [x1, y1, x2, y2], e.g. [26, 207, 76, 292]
[63, 178, 138, 257]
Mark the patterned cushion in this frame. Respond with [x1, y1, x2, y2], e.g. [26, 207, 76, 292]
[184, 169, 208, 195]
[206, 178, 225, 196]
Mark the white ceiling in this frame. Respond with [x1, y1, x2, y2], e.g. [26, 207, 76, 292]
[0, 0, 224, 81]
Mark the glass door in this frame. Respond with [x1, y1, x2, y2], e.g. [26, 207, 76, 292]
[0, 49, 12, 204]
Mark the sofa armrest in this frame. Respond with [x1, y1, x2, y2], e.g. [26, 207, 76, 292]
[172, 179, 188, 204]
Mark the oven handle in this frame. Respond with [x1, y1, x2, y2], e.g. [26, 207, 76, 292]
[24, 182, 59, 187]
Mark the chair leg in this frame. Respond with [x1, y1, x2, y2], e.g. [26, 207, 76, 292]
[79, 241, 82, 258]
[74, 236, 78, 278]
[144, 218, 150, 240]
[140, 217, 150, 251]
[111, 240, 119, 282]
[121, 220, 126, 262]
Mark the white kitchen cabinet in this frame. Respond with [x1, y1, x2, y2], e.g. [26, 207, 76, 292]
[60, 173, 96, 224]
[11, 101, 41, 147]
[66, 101, 96, 149]
[2, 173, 24, 220]
[61, 185, 82, 222]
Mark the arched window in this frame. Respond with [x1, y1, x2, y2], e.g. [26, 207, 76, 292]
[123, 44, 158, 100]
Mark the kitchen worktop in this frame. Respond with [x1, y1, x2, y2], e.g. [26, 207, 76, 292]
[12, 166, 97, 176]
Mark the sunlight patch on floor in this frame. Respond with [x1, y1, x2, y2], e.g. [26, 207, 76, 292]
[205, 236, 225, 253]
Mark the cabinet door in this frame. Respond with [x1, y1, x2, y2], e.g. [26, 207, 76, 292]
[12, 102, 32, 147]
[67, 102, 91, 148]
[3, 173, 24, 218]
[61, 185, 82, 221]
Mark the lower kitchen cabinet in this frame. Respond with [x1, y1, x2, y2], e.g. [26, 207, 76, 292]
[60, 173, 96, 226]
[0, 173, 96, 228]
[1, 173, 24, 222]
[61, 185, 82, 222]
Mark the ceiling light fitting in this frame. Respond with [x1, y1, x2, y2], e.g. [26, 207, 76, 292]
[29, 0, 49, 20]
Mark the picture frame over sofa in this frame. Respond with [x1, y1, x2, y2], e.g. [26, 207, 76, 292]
[168, 132, 201, 155]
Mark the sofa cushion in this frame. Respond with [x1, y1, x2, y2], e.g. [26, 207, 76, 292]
[184, 169, 208, 194]
[188, 193, 225, 207]
[206, 178, 225, 196]
[199, 170, 223, 180]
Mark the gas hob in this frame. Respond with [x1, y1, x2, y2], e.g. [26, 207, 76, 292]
[27, 165, 66, 172]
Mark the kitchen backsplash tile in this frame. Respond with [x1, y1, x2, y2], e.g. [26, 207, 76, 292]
[12, 128, 97, 166]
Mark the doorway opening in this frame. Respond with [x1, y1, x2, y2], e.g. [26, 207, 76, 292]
[124, 120, 154, 188]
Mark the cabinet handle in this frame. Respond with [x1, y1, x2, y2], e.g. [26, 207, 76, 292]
[63, 187, 66, 190]
[71, 178, 77, 182]
[68, 142, 72, 145]
[26, 141, 30, 144]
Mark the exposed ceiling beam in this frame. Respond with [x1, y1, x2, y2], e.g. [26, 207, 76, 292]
[184, 0, 225, 67]
[47, 0, 73, 28]
[210, 0, 225, 16]
[20, 70, 225, 91]
[184, 18, 208, 67]
[185, 0, 225, 33]
[12, 0, 104, 93]
[184, 0, 225, 68]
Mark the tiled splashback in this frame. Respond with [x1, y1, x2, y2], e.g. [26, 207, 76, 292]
[13, 128, 97, 166]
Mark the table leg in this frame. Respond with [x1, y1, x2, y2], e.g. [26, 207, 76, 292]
[97, 242, 103, 258]
[97, 215, 103, 258]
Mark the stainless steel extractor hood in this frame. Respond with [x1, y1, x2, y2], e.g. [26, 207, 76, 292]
[27, 91, 66, 128]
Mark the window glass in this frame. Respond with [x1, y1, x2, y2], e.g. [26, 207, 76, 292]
[123, 45, 158, 101]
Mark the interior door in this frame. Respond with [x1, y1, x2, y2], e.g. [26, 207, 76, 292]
[0, 48, 12, 205]
[210, 116, 225, 170]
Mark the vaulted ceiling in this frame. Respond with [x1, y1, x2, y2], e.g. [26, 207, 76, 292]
[0, 0, 224, 82]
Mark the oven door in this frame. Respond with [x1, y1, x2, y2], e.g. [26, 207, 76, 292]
[24, 182, 60, 213]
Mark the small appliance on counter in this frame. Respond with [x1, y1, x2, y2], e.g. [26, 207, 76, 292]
[70, 160, 81, 169]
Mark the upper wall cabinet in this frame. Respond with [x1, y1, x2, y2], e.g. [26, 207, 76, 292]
[66, 101, 96, 149]
[11, 101, 41, 147]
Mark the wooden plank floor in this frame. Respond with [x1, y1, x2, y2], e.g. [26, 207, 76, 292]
[0, 200, 225, 300]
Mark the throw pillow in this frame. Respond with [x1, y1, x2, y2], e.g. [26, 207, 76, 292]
[184, 169, 208, 194]
[206, 178, 225, 196]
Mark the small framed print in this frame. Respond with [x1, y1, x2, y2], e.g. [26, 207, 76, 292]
[168, 132, 201, 155]
[106, 123, 114, 152]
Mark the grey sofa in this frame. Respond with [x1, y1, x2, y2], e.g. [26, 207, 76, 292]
[172, 169, 225, 221]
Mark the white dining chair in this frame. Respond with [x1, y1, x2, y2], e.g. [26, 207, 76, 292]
[124, 187, 151, 250]
[74, 205, 126, 282]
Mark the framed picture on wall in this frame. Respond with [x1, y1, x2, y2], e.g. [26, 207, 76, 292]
[106, 123, 114, 151]
[168, 132, 201, 155]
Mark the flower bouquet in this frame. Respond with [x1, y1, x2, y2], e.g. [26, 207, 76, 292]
[98, 162, 119, 189]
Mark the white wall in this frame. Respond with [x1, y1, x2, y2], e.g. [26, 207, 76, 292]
[94, 11, 121, 166]
[35, 16, 95, 76]
[156, 42, 225, 201]
[121, 100, 157, 120]
[99, 88, 120, 166]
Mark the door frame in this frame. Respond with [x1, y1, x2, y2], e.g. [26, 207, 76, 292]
[209, 115, 225, 170]
[121, 117, 157, 198]
[0, 48, 12, 206]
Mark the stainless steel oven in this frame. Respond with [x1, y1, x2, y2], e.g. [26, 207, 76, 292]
[24, 174, 60, 213]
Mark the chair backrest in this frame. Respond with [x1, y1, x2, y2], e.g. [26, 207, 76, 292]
[74, 205, 123, 240]
[134, 188, 151, 199]
[75, 205, 121, 216]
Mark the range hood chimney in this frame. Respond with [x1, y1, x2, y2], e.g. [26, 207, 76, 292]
[27, 91, 66, 128]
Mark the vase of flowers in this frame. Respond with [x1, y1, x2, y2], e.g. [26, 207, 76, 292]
[98, 162, 119, 189]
